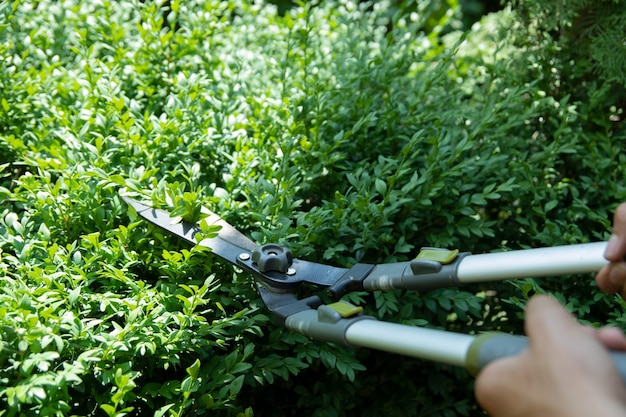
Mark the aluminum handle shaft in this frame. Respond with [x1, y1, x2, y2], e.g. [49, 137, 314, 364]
[457, 241, 608, 284]
[345, 320, 474, 367]
[345, 321, 626, 385]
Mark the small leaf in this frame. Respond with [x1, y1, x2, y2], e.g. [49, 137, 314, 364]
[154, 404, 176, 417]
[374, 178, 387, 195]
[229, 375, 245, 396]
[68, 286, 81, 304]
[186, 359, 201, 379]
[544, 200, 558, 213]
[100, 404, 116, 417]
[470, 194, 487, 205]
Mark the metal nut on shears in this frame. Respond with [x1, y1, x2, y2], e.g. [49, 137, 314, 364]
[251, 244, 293, 273]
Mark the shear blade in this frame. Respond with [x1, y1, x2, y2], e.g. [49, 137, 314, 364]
[122, 196, 351, 289]
[122, 196, 258, 264]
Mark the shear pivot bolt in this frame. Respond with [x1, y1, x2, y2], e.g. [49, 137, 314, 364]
[251, 244, 293, 273]
[239, 253, 251, 261]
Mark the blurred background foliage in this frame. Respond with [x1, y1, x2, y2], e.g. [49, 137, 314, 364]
[1, 0, 625, 416]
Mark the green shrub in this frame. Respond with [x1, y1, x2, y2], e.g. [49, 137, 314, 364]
[1, 0, 625, 416]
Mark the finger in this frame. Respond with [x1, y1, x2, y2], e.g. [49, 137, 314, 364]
[596, 327, 626, 351]
[475, 354, 528, 415]
[581, 325, 626, 351]
[596, 264, 626, 294]
[605, 203, 626, 262]
[524, 295, 580, 346]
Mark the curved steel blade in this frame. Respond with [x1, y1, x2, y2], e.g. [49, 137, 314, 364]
[122, 196, 352, 289]
[122, 197, 258, 265]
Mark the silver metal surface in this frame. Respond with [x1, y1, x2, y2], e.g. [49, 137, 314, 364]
[346, 320, 474, 367]
[123, 197, 258, 264]
[458, 241, 608, 283]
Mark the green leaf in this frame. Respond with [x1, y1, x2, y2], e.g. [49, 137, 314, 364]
[154, 404, 176, 417]
[470, 194, 487, 205]
[544, 200, 558, 213]
[229, 375, 245, 397]
[375, 178, 387, 195]
[186, 359, 201, 379]
[100, 404, 117, 417]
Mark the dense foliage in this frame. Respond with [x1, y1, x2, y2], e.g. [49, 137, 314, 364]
[1, 0, 625, 416]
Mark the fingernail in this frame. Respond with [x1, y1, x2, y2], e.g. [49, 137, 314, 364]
[609, 264, 626, 285]
[605, 235, 620, 259]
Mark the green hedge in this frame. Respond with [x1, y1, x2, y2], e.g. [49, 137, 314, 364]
[1, 0, 625, 416]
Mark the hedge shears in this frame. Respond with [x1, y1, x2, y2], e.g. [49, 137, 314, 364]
[122, 196, 626, 382]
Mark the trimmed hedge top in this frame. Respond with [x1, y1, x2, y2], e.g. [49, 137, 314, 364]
[1, 0, 625, 416]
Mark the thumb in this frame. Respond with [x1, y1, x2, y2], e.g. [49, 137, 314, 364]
[524, 295, 580, 350]
[525, 295, 626, 390]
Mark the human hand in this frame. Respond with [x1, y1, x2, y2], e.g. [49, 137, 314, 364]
[474, 295, 626, 417]
[596, 203, 626, 297]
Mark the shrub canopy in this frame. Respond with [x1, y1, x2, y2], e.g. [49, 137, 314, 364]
[1, 0, 625, 416]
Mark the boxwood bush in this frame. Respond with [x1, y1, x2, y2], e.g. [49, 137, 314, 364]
[1, 0, 625, 416]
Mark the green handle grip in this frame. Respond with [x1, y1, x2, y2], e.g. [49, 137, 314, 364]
[466, 333, 626, 385]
